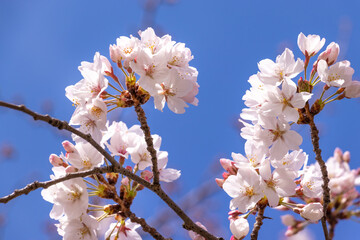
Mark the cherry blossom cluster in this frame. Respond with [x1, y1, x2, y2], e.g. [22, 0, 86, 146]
[110, 27, 199, 114]
[216, 32, 360, 239]
[41, 27, 195, 239]
[282, 148, 360, 237]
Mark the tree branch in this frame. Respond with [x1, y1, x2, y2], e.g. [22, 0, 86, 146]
[0, 165, 152, 204]
[250, 204, 266, 240]
[0, 101, 119, 167]
[127, 210, 172, 240]
[305, 104, 330, 240]
[134, 104, 160, 186]
[0, 101, 222, 240]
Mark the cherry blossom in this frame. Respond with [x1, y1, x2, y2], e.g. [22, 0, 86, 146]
[257, 48, 304, 86]
[41, 177, 88, 220]
[223, 166, 264, 213]
[299, 203, 323, 223]
[297, 33, 325, 57]
[57, 214, 98, 240]
[317, 60, 354, 87]
[260, 79, 312, 122]
[105, 220, 142, 240]
[64, 141, 103, 170]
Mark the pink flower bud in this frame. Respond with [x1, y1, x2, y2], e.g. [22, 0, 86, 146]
[317, 42, 340, 66]
[49, 154, 63, 166]
[215, 178, 224, 188]
[228, 210, 242, 220]
[343, 151, 351, 163]
[230, 218, 249, 240]
[300, 202, 323, 223]
[141, 170, 153, 181]
[121, 177, 129, 185]
[219, 158, 238, 175]
[109, 44, 122, 63]
[222, 172, 230, 180]
[220, 158, 232, 170]
[334, 147, 343, 159]
[62, 141, 76, 153]
[100, 55, 112, 74]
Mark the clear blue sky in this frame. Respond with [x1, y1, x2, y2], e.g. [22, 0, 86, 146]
[1, 0, 360, 239]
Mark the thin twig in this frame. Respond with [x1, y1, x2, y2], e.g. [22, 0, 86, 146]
[250, 204, 266, 240]
[0, 166, 114, 203]
[305, 104, 330, 240]
[0, 165, 153, 204]
[153, 186, 222, 240]
[127, 210, 172, 240]
[0, 101, 119, 167]
[134, 104, 160, 186]
[0, 101, 222, 240]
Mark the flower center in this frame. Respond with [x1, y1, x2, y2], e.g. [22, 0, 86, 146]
[245, 186, 255, 197]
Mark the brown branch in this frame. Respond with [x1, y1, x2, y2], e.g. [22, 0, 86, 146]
[0, 165, 152, 204]
[134, 104, 160, 186]
[127, 210, 172, 240]
[305, 104, 330, 240]
[0, 101, 222, 240]
[0, 101, 153, 199]
[0, 101, 119, 167]
[153, 186, 222, 240]
[250, 204, 266, 240]
[150, 178, 219, 231]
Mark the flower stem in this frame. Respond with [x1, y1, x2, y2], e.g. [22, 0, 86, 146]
[305, 104, 330, 240]
[133, 104, 160, 186]
[250, 204, 266, 240]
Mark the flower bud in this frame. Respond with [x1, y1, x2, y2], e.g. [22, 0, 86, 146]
[141, 170, 153, 182]
[215, 178, 224, 188]
[300, 203, 323, 223]
[343, 151, 351, 163]
[117, 90, 134, 108]
[121, 177, 129, 186]
[109, 44, 121, 63]
[100, 55, 112, 74]
[298, 77, 313, 93]
[220, 158, 237, 175]
[49, 154, 64, 167]
[337, 92, 345, 100]
[230, 218, 249, 240]
[62, 141, 76, 153]
[228, 210, 242, 219]
[222, 172, 230, 180]
[106, 172, 119, 185]
[317, 42, 340, 66]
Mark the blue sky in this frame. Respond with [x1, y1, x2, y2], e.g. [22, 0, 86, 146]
[1, 0, 360, 239]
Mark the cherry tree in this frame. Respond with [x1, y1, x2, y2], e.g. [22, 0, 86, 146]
[0, 29, 359, 240]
